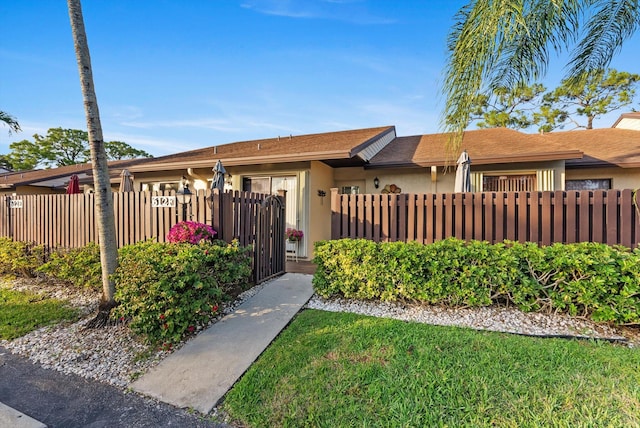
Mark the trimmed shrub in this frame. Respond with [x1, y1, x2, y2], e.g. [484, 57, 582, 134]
[37, 242, 102, 289]
[313, 238, 640, 325]
[0, 237, 47, 277]
[111, 240, 251, 345]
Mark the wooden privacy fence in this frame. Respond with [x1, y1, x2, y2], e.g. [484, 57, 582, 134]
[0, 189, 286, 283]
[331, 188, 640, 248]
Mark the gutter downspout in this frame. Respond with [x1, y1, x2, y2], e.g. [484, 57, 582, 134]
[431, 165, 437, 193]
[187, 167, 209, 184]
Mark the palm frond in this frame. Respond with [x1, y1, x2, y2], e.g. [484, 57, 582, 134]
[440, 0, 636, 152]
[0, 110, 21, 133]
[569, 0, 640, 78]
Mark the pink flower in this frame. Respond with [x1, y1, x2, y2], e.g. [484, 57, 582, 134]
[167, 221, 217, 244]
[286, 228, 303, 240]
[187, 325, 195, 333]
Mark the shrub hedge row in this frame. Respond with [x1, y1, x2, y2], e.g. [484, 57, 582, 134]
[111, 240, 251, 345]
[0, 237, 47, 278]
[0, 237, 252, 345]
[38, 242, 102, 289]
[313, 238, 640, 325]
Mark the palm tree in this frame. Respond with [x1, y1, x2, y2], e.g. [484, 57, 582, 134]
[0, 110, 21, 133]
[67, 0, 119, 326]
[443, 0, 640, 148]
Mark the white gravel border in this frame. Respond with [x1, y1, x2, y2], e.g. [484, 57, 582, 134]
[1, 276, 638, 391]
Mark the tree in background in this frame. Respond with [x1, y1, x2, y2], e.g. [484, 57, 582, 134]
[0, 111, 21, 134]
[0, 141, 41, 171]
[468, 83, 546, 129]
[466, 69, 638, 132]
[0, 128, 152, 171]
[104, 139, 151, 160]
[443, 0, 639, 149]
[537, 68, 640, 131]
[68, 0, 118, 326]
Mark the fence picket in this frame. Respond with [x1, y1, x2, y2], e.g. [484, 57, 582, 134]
[330, 189, 639, 248]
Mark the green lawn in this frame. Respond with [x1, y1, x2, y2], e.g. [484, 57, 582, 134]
[0, 287, 80, 340]
[223, 309, 640, 427]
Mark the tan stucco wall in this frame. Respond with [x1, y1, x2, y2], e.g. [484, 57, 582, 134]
[565, 167, 640, 190]
[4, 186, 66, 195]
[307, 161, 334, 257]
[333, 167, 437, 194]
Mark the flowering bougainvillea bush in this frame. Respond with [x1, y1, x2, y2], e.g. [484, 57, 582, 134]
[166, 221, 217, 244]
[286, 228, 304, 241]
[111, 239, 251, 345]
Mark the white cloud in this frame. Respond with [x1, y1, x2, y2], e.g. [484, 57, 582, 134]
[240, 0, 396, 24]
[121, 118, 241, 133]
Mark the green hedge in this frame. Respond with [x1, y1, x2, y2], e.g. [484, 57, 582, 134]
[312, 238, 640, 325]
[2, 237, 253, 345]
[111, 240, 252, 345]
[0, 237, 47, 278]
[38, 242, 102, 289]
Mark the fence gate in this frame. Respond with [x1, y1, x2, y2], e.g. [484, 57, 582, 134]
[254, 193, 286, 284]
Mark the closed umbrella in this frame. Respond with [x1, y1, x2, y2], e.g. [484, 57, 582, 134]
[211, 160, 226, 192]
[454, 150, 471, 192]
[66, 174, 81, 194]
[119, 169, 134, 192]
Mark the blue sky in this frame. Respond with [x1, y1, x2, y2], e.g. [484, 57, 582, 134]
[1, 1, 639, 157]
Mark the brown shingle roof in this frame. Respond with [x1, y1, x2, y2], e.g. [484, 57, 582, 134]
[3, 126, 637, 189]
[543, 128, 640, 168]
[129, 126, 396, 172]
[369, 128, 583, 168]
[0, 158, 150, 189]
[0, 126, 395, 188]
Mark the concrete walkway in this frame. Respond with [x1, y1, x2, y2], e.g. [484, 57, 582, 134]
[0, 402, 46, 428]
[132, 273, 314, 414]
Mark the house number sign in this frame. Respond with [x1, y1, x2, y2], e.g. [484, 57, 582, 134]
[151, 196, 176, 208]
[9, 199, 23, 209]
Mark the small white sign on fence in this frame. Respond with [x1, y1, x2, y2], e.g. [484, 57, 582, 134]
[151, 196, 176, 208]
[9, 199, 23, 209]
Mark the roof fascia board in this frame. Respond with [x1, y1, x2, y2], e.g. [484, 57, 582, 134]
[129, 150, 354, 173]
[367, 150, 583, 169]
[416, 150, 584, 166]
[352, 127, 396, 161]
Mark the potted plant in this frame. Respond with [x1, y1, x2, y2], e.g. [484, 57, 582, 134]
[286, 228, 303, 242]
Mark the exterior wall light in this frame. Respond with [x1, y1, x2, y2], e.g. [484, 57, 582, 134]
[373, 177, 380, 189]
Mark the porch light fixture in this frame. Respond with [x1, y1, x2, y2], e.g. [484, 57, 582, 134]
[176, 177, 192, 205]
[373, 177, 380, 189]
[176, 177, 192, 221]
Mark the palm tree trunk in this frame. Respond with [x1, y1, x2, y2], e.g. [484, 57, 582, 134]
[67, 0, 118, 326]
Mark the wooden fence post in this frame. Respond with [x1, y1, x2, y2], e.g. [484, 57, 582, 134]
[330, 188, 340, 239]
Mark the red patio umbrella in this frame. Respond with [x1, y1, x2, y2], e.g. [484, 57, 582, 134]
[66, 174, 81, 194]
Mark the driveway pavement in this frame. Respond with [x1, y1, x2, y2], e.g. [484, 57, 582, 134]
[0, 273, 314, 427]
[0, 345, 230, 427]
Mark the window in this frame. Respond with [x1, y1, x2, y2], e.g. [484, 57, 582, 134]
[340, 186, 360, 194]
[242, 177, 270, 194]
[140, 181, 180, 192]
[242, 175, 299, 233]
[565, 179, 611, 191]
[483, 174, 536, 192]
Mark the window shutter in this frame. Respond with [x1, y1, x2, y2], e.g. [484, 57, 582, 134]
[470, 172, 483, 192]
[537, 169, 554, 191]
